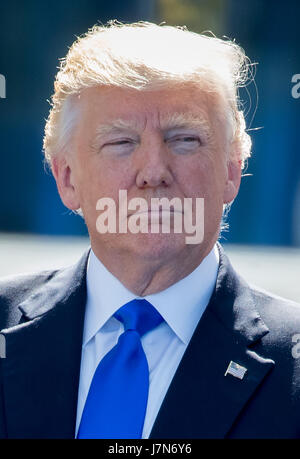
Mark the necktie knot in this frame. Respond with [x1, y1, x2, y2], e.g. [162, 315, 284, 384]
[114, 299, 163, 336]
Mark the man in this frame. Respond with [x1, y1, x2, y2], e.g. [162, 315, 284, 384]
[1, 21, 300, 439]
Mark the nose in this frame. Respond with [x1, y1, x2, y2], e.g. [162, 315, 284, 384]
[135, 140, 173, 189]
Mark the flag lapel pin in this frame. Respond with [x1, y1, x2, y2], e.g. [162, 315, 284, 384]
[225, 361, 247, 380]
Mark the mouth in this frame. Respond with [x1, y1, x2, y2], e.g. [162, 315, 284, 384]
[129, 209, 184, 217]
[134, 209, 182, 213]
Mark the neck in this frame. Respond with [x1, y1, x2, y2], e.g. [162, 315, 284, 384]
[90, 241, 215, 296]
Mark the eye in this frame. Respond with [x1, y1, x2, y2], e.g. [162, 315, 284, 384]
[104, 139, 133, 148]
[175, 136, 200, 143]
[108, 140, 131, 145]
[167, 134, 202, 153]
[101, 138, 137, 155]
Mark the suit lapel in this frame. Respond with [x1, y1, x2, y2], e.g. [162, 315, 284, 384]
[150, 245, 275, 438]
[1, 249, 90, 439]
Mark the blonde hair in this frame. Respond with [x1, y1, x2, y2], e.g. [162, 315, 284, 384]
[43, 20, 253, 168]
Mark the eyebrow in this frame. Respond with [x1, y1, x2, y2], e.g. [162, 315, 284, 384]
[91, 111, 212, 148]
[89, 120, 139, 152]
[94, 119, 141, 138]
[159, 112, 212, 138]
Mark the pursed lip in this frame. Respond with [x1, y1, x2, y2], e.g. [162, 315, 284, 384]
[129, 209, 184, 216]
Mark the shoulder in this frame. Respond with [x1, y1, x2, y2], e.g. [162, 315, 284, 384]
[0, 248, 90, 330]
[248, 284, 300, 362]
[217, 243, 300, 330]
[0, 269, 59, 329]
[217, 244, 300, 364]
[247, 284, 300, 409]
[0, 269, 59, 302]
[249, 283, 300, 333]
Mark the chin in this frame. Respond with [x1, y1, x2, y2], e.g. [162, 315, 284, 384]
[125, 232, 189, 261]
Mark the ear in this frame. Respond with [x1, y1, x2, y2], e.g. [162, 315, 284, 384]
[223, 159, 242, 204]
[51, 156, 81, 210]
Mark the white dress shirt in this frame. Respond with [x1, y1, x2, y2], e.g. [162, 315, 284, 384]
[75, 245, 219, 438]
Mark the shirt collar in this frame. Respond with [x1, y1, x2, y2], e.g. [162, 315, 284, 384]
[83, 246, 219, 347]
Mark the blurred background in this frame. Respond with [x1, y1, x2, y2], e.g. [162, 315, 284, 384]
[0, 0, 299, 301]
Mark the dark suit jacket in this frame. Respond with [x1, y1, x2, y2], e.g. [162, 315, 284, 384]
[0, 244, 300, 439]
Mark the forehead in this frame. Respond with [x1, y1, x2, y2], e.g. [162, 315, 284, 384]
[77, 84, 220, 129]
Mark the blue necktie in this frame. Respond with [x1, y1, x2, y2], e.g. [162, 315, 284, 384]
[77, 299, 163, 439]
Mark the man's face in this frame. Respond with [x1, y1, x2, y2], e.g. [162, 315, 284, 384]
[53, 84, 241, 263]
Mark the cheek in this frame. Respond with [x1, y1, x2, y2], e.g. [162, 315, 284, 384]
[175, 154, 225, 198]
[82, 157, 136, 204]
[102, 158, 136, 194]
